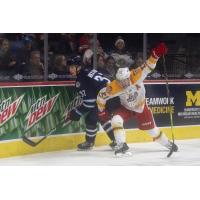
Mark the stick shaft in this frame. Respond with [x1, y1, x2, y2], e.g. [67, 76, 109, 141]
[163, 56, 175, 143]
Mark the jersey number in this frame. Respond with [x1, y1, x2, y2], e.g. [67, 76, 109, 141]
[88, 70, 110, 83]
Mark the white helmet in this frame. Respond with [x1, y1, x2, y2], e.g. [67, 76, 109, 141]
[116, 67, 130, 81]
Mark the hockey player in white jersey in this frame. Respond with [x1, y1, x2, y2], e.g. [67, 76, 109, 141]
[97, 43, 178, 156]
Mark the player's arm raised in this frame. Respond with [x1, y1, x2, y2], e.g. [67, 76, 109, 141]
[131, 42, 168, 83]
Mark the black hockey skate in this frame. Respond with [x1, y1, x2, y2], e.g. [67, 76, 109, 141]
[109, 140, 117, 150]
[77, 141, 94, 151]
[114, 143, 132, 157]
[167, 142, 178, 158]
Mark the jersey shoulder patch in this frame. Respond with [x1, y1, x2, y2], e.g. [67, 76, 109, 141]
[130, 67, 142, 83]
[106, 80, 122, 95]
[75, 81, 81, 88]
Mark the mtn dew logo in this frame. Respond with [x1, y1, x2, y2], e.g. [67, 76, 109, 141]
[25, 93, 59, 131]
[0, 95, 24, 127]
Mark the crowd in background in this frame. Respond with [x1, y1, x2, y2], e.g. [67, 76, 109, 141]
[0, 33, 200, 82]
[0, 34, 44, 81]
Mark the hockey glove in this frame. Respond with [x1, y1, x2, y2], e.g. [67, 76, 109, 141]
[151, 42, 168, 59]
[65, 109, 81, 122]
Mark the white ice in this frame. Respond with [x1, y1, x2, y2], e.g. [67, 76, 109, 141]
[0, 139, 200, 166]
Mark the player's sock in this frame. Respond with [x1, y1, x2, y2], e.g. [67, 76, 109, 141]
[113, 127, 126, 144]
[102, 120, 117, 150]
[102, 120, 116, 141]
[148, 127, 171, 149]
[154, 132, 171, 148]
[77, 125, 97, 151]
[111, 115, 126, 145]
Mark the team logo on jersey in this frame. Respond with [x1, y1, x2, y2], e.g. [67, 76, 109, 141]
[76, 81, 81, 88]
[0, 95, 24, 127]
[25, 93, 59, 131]
[127, 92, 138, 102]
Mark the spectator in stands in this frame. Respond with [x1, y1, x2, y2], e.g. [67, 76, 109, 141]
[51, 34, 78, 56]
[133, 55, 144, 69]
[53, 55, 68, 75]
[18, 36, 36, 66]
[97, 54, 105, 72]
[0, 38, 18, 77]
[111, 36, 134, 68]
[105, 56, 116, 79]
[78, 34, 93, 54]
[65, 33, 78, 55]
[23, 51, 44, 80]
[97, 45, 108, 58]
[97, 55, 117, 80]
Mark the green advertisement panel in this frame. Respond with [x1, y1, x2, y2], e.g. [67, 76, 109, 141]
[0, 84, 85, 141]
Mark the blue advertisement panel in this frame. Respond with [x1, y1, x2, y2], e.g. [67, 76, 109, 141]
[125, 82, 200, 128]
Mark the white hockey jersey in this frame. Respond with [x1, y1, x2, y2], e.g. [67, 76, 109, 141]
[97, 55, 159, 113]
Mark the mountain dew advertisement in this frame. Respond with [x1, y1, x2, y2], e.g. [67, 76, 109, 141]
[0, 83, 86, 141]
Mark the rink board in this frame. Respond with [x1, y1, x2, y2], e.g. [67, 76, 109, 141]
[0, 125, 200, 158]
[0, 80, 200, 158]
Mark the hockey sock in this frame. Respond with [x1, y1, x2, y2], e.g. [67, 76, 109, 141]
[102, 120, 115, 141]
[113, 127, 126, 145]
[85, 125, 97, 143]
[148, 127, 171, 148]
[111, 115, 126, 145]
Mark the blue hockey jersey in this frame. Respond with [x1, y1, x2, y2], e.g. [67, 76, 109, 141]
[74, 67, 110, 115]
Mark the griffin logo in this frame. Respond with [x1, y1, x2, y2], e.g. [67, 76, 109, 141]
[0, 95, 24, 127]
[25, 93, 59, 130]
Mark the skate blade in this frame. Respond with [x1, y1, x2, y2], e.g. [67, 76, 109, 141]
[115, 151, 132, 157]
[110, 146, 118, 151]
[77, 147, 93, 151]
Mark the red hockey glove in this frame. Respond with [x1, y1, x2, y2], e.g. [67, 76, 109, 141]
[151, 42, 168, 59]
[98, 110, 110, 123]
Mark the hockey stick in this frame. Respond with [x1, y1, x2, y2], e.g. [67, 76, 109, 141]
[22, 128, 56, 147]
[22, 95, 83, 147]
[162, 55, 175, 157]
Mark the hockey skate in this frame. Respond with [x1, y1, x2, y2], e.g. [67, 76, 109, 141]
[114, 143, 132, 157]
[77, 141, 94, 151]
[169, 142, 178, 152]
[167, 142, 178, 157]
[109, 140, 118, 150]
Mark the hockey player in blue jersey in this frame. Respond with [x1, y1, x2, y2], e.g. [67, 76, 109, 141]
[65, 53, 117, 150]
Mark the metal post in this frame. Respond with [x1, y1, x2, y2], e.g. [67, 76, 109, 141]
[44, 33, 48, 81]
[143, 33, 147, 61]
[93, 33, 97, 69]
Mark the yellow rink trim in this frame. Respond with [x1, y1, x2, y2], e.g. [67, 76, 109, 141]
[0, 125, 200, 158]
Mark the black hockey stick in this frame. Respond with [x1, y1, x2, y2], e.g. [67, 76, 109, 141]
[162, 55, 175, 157]
[22, 95, 82, 147]
[22, 128, 57, 147]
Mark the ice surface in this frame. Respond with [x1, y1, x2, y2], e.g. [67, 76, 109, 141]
[0, 139, 200, 166]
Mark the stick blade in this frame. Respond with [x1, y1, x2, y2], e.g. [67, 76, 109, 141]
[167, 148, 174, 158]
[22, 136, 38, 147]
